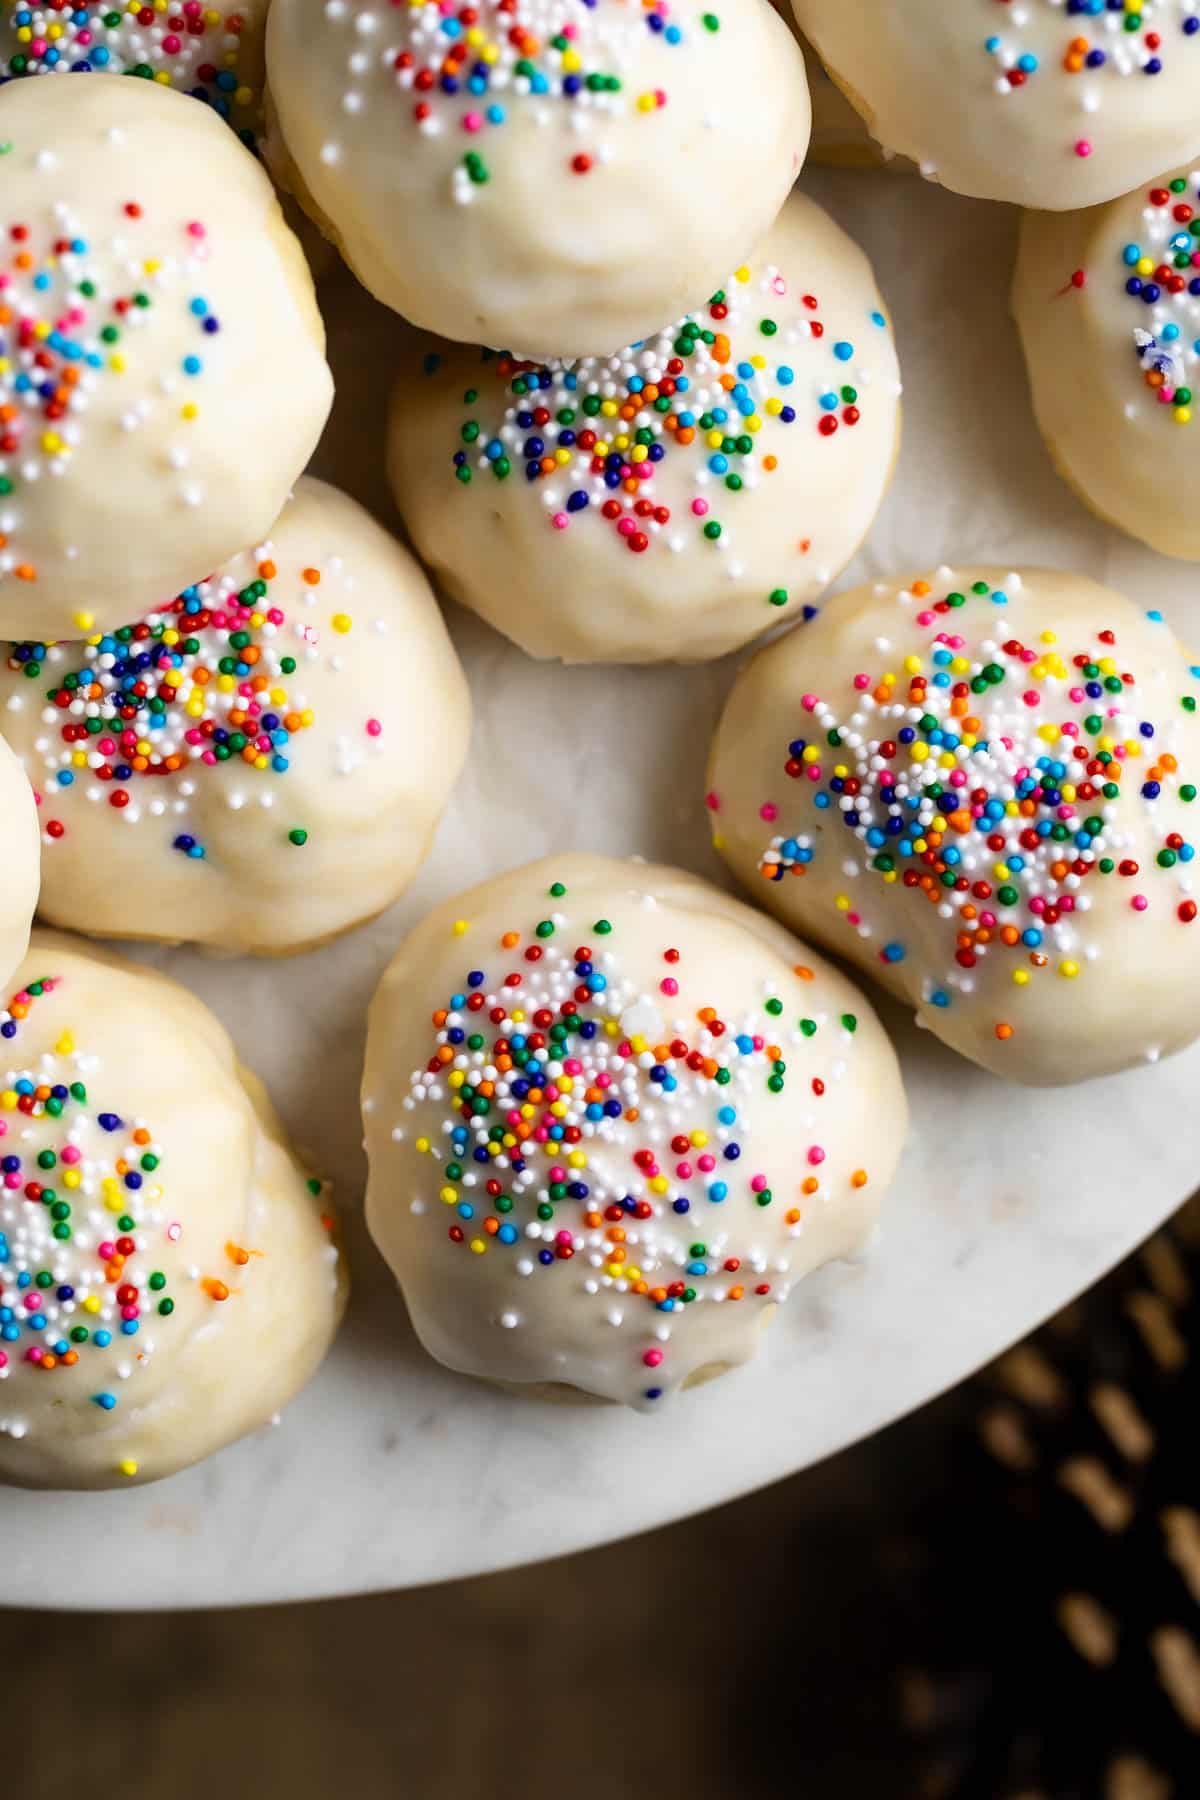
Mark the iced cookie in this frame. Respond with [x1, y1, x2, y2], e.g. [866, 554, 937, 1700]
[387, 193, 900, 664]
[0, 730, 37, 990]
[792, 0, 1200, 209]
[0, 478, 472, 955]
[1015, 170, 1200, 560]
[709, 567, 1200, 1085]
[265, 0, 810, 358]
[1, 1, 267, 146]
[0, 75, 333, 641]
[0, 932, 347, 1488]
[362, 853, 907, 1409]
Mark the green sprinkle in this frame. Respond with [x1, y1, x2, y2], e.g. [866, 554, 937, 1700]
[288, 828, 308, 847]
[768, 588, 789, 608]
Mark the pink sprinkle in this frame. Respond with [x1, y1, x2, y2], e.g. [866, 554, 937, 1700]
[99, 1241, 115, 1261]
[551, 512, 569, 530]
[801, 693, 818, 711]
[61, 1145, 81, 1165]
[853, 673, 870, 691]
[22, 1293, 41, 1310]
[807, 1146, 826, 1166]
[697, 1154, 715, 1172]
[750, 1174, 767, 1193]
[0, 1352, 7, 1370]
[462, 111, 483, 132]
[163, 32, 181, 51]
[675, 1161, 692, 1180]
[563, 1059, 583, 1076]
[186, 220, 206, 238]
[704, 791, 720, 811]
[554, 1230, 573, 1247]
[1074, 140, 1092, 158]
[642, 1348, 664, 1368]
[691, 498, 709, 517]
[805, 764, 822, 782]
[759, 802, 778, 821]
[3, 1173, 20, 1190]
[366, 718, 382, 737]
[915, 610, 935, 627]
[660, 977, 679, 996]
[1132, 894, 1149, 911]
[1022, 691, 1040, 707]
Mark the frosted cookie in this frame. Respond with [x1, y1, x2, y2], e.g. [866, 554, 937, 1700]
[1015, 171, 1200, 560]
[0, 731, 37, 990]
[387, 194, 900, 665]
[792, 0, 1200, 209]
[363, 853, 907, 1409]
[0, 75, 333, 642]
[0, 478, 472, 955]
[0, 932, 346, 1488]
[1, 1, 267, 146]
[709, 568, 1200, 1085]
[265, 0, 810, 358]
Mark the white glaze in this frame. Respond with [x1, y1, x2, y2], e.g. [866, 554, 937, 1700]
[0, 75, 333, 640]
[363, 853, 906, 1408]
[793, 0, 1200, 209]
[0, 729, 37, 990]
[0, 478, 472, 954]
[709, 565, 1200, 1084]
[1015, 168, 1200, 561]
[265, 0, 810, 357]
[387, 192, 901, 664]
[0, 932, 347, 1489]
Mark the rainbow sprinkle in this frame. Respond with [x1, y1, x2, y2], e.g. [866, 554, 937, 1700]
[1108, 175, 1200, 426]
[400, 877, 871, 1406]
[983, 0, 1200, 162]
[1, 1, 262, 145]
[0, 201, 216, 597]
[0, 974, 181, 1405]
[429, 261, 887, 600]
[381, 0, 695, 197]
[740, 580, 1199, 1045]
[8, 557, 320, 859]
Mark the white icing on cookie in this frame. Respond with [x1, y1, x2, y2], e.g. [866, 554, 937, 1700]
[0, 730, 37, 990]
[793, 0, 1200, 208]
[1015, 166, 1200, 559]
[0, 932, 346, 1488]
[387, 193, 901, 664]
[708, 566, 1200, 1083]
[0, 75, 332, 641]
[0, 478, 471, 954]
[363, 853, 906, 1408]
[266, 0, 811, 357]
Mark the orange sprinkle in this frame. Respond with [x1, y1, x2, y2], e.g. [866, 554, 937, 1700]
[202, 1278, 230, 1303]
[995, 1023, 1015, 1041]
[301, 567, 321, 586]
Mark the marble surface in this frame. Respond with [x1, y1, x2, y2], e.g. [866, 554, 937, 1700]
[5, 167, 1200, 1610]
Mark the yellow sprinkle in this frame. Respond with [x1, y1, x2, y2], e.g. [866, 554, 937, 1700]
[452, 919, 468, 936]
[72, 610, 94, 633]
[1012, 969, 1030, 987]
[1059, 960, 1080, 979]
[469, 1239, 486, 1255]
[54, 1032, 74, 1056]
[331, 613, 352, 634]
[734, 265, 751, 283]
[439, 1186, 458, 1206]
[118, 1461, 139, 1478]
[415, 1137, 430, 1154]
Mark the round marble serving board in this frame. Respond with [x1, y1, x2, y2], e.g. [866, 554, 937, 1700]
[5, 167, 1199, 1610]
